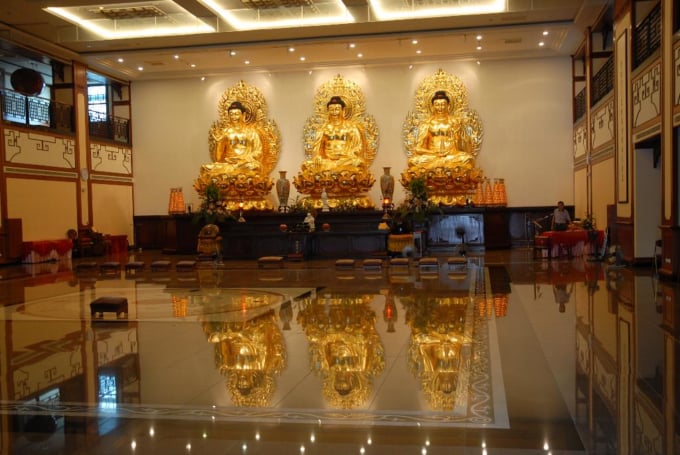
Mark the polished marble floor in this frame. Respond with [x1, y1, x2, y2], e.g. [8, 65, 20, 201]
[0, 248, 677, 454]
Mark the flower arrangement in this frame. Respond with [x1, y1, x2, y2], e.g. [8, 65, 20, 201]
[581, 216, 596, 230]
[193, 181, 234, 224]
[395, 176, 440, 229]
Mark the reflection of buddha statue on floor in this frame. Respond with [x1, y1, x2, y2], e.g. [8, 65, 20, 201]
[194, 81, 280, 211]
[402, 69, 484, 206]
[205, 310, 286, 407]
[294, 75, 378, 209]
[402, 295, 471, 411]
[296, 293, 385, 408]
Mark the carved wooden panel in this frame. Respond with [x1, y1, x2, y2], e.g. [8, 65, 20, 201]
[3, 128, 75, 168]
[632, 63, 661, 128]
[591, 99, 614, 150]
[91, 142, 132, 175]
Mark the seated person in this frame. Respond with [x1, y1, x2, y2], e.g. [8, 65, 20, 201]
[551, 201, 572, 231]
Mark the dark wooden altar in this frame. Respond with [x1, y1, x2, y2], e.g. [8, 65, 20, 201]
[132, 205, 560, 258]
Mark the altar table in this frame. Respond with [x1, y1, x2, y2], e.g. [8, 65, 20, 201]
[543, 229, 604, 258]
[22, 239, 73, 263]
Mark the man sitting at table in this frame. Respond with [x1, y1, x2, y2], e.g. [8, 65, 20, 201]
[551, 201, 572, 231]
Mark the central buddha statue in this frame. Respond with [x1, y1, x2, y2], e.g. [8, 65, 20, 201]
[194, 81, 280, 211]
[294, 75, 378, 209]
[402, 69, 484, 206]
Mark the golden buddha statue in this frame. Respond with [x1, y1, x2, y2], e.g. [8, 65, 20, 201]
[294, 75, 378, 209]
[402, 69, 484, 206]
[194, 81, 280, 211]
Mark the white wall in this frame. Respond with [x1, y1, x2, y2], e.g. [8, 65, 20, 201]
[131, 57, 574, 215]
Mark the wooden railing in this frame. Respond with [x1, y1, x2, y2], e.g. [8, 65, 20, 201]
[1, 88, 130, 145]
[633, 2, 661, 69]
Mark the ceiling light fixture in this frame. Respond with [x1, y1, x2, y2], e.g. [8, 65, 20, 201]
[199, 0, 354, 31]
[369, 0, 505, 21]
[45, 1, 214, 39]
[229, 50, 237, 56]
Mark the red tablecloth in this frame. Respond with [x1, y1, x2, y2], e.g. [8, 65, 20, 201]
[543, 229, 604, 256]
[22, 239, 73, 256]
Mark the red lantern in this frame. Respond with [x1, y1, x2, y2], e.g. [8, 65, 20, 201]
[11, 68, 45, 96]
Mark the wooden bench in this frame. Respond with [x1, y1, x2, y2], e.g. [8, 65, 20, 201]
[418, 257, 440, 271]
[90, 296, 128, 319]
[258, 256, 285, 269]
[99, 261, 121, 275]
[362, 258, 383, 270]
[125, 261, 145, 274]
[335, 259, 356, 270]
[150, 260, 172, 272]
[75, 261, 98, 273]
[176, 260, 197, 272]
[389, 258, 410, 268]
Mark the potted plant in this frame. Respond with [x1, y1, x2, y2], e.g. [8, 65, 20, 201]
[395, 176, 439, 231]
[193, 181, 234, 225]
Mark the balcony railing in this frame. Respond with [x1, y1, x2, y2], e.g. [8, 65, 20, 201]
[0, 89, 74, 134]
[1, 89, 130, 145]
[633, 2, 661, 69]
[591, 56, 614, 105]
[88, 110, 130, 145]
[574, 88, 586, 122]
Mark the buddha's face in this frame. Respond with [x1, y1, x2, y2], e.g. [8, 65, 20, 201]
[229, 108, 244, 123]
[327, 103, 343, 119]
[432, 98, 449, 114]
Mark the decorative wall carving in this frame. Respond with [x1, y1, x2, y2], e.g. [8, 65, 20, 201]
[591, 99, 614, 151]
[3, 128, 75, 169]
[632, 63, 661, 128]
[573, 121, 587, 158]
[91, 141, 133, 175]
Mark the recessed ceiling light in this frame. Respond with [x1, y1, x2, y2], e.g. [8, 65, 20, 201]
[357, 53, 363, 58]
[117, 58, 124, 63]
[539, 41, 545, 47]
[229, 50, 237, 56]
[476, 45, 482, 50]
[174, 54, 179, 59]
[476, 60, 481, 65]
[190, 63, 196, 68]
[476, 35, 482, 40]
[201, 76, 206, 81]
[300, 56, 306, 61]
[288, 47, 295, 52]
[542, 30, 549, 36]
[137, 66, 144, 71]
[408, 64, 414, 69]
[416, 49, 422, 54]
[411, 39, 418, 45]
[244, 60, 250, 64]
[348, 43, 356, 48]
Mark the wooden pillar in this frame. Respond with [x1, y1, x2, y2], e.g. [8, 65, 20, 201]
[73, 61, 92, 230]
[658, 0, 680, 280]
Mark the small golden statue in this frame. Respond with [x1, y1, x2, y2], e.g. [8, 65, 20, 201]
[194, 80, 281, 211]
[293, 75, 379, 209]
[402, 69, 484, 206]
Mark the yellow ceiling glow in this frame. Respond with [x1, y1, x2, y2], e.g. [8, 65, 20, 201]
[369, 0, 506, 21]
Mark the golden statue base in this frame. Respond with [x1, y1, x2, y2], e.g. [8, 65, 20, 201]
[194, 171, 274, 211]
[293, 169, 375, 209]
[401, 166, 484, 207]
[300, 194, 374, 210]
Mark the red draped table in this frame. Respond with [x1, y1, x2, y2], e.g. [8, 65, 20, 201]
[22, 239, 73, 263]
[543, 229, 604, 258]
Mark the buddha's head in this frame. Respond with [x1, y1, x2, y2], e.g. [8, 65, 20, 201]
[228, 101, 247, 122]
[431, 91, 450, 113]
[327, 96, 346, 108]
